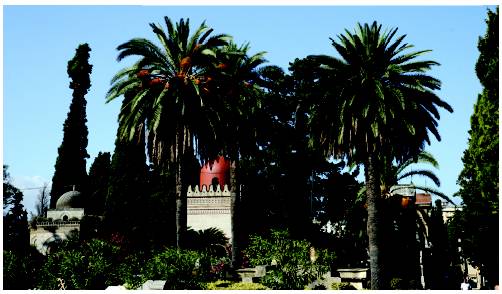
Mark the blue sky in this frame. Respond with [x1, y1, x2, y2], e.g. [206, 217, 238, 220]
[3, 5, 495, 215]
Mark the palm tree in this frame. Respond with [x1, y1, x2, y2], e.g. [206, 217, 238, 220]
[358, 151, 454, 204]
[212, 41, 267, 269]
[106, 17, 230, 248]
[356, 151, 454, 288]
[185, 227, 229, 257]
[309, 22, 453, 289]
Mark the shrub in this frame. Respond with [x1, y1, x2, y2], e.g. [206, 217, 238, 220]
[312, 284, 327, 290]
[143, 248, 207, 290]
[205, 280, 269, 290]
[4, 250, 31, 289]
[390, 277, 405, 289]
[245, 229, 336, 290]
[116, 252, 147, 289]
[36, 239, 122, 289]
[331, 282, 357, 290]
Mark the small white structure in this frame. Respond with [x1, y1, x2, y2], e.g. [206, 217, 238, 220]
[187, 184, 232, 240]
[30, 187, 85, 254]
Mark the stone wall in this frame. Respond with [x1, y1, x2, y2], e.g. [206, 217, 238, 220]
[187, 185, 232, 240]
[29, 223, 80, 254]
[47, 208, 84, 221]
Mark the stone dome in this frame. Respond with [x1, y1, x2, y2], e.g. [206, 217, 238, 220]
[56, 189, 82, 209]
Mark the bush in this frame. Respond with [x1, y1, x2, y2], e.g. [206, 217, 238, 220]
[3, 246, 47, 289]
[245, 229, 336, 290]
[312, 284, 327, 290]
[116, 252, 147, 289]
[36, 239, 122, 289]
[143, 248, 208, 290]
[205, 280, 269, 290]
[331, 282, 357, 290]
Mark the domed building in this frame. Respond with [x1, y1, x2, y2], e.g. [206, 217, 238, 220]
[30, 186, 85, 254]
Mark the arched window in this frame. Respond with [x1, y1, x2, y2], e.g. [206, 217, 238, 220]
[62, 215, 69, 221]
[211, 177, 220, 190]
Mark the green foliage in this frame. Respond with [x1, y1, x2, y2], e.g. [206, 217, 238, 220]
[184, 227, 229, 254]
[143, 247, 208, 289]
[36, 239, 122, 290]
[87, 151, 111, 216]
[104, 102, 168, 250]
[455, 8, 499, 287]
[115, 252, 147, 289]
[3, 248, 44, 289]
[205, 280, 269, 290]
[50, 43, 92, 208]
[331, 282, 357, 290]
[3, 165, 29, 253]
[389, 277, 406, 290]
[246, 229, 335, 290]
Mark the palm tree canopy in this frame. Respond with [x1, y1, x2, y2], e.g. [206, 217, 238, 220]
[106, 17, 232, 166]
[211, 41, 267, 160]
[309, 21, 453, 166]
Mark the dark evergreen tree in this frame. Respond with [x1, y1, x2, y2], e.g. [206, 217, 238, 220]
[104, 93, 175, 248]
[50, 43, 92, 208]
[455, 8, 499, 288]
[105, 120, 148, 244]
[3, 165, 29, 253]
[87, 152, 111, 216]
[426, 200, 451, 289]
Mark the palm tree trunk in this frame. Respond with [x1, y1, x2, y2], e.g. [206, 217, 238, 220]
[175, 128, 187, 248]
[366, 153, 385, 289]
[230, 159, 241, 269]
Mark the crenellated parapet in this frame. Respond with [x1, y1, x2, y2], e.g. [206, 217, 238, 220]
[187, 164, 232, 240]
[187, 184, 231, 197]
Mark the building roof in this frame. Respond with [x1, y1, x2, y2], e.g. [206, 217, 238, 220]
[415, 193, 432, 206]
[56, 189, 82, 209]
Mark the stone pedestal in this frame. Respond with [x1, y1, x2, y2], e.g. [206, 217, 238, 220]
[336, 268, 369, 290]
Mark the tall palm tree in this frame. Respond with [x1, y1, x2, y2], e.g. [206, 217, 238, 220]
[106, 17, 230, 248]
[358, 151, 454, 288]
[309, 22, 453, 289]
[212, 41, 267, 268]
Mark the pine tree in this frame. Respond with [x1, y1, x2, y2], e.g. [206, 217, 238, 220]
[50, 44, 92, 208]
[455, 8, 498, 288]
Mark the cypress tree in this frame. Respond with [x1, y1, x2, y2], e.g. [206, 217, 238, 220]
[87, 152, 111, 216]
[455, 8, 498, 287]
[104, 92, 150, 246]
[50, 44, 92, 208]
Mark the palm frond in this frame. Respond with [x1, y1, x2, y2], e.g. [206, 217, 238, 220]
[398, 169, 441, 187]
[415, 186, 454, 205]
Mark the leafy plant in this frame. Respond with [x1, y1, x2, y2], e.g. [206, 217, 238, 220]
[143, 247, 208, 289]
[116, 252, 147, 289]
[331, 282, 357, 290]
[205, 280, 269, 290]
[3, 250, 40, 289]
[245, 229, 335, 289]
[36, 239, 122, 289]
[390, 277, 406, 289]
